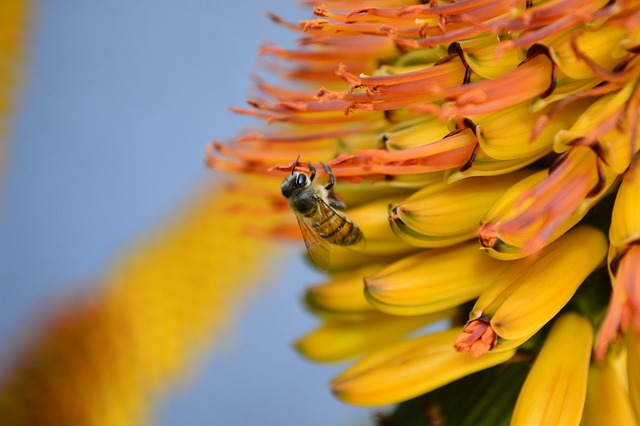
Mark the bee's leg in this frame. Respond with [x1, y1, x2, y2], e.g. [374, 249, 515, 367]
[321, 162, 335, 191]
[291, 154, 301, 174]
[308, 162, 316, 182]
[322, 163, 346, 210]
[327, 193, 346, 210]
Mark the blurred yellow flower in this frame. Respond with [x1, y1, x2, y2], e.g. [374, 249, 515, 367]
[209, 0, 640, 423]
[0, 180, 280, 425]
[0, 0, 29, 173]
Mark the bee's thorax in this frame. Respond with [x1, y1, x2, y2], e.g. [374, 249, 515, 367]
[289, 186, 321, 215]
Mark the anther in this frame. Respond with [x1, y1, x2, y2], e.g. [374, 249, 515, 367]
[447, 42, 472, 85]
[460, 143, 479, 172]
[609, 243, 639, 276]
[548, 151, 570, 175]
[455, 117, 479, 172]
[521, 44, 557, 99]
[461, 117, 477, 135]
[567, 138, 609, 166]
[586, 161, 606, 198]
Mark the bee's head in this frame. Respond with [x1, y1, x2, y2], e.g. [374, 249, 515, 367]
[281, 171, 309, 198]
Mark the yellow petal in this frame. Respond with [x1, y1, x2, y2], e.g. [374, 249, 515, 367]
[445, 151, 545, 182]
[296, 310, 454, 363]
[390, 170, 532, 248]
[472, 225, 607, 343]
[382, 116, 450, 151]
[477, 101, 589, 161]
[480, 148, 617, 259]
[555, 72, 640, 152]
[550, 25, 630, 80]
[341, 198, 417, 256]
[626, 326, 640, 423]
[331, 329, 515, 406]
[581, 362, 638, 426]
[305, 264, 385, 314]
[554, 75, 640, 175]
[365, 242, 508, 316]
[460, 33, 524, 79]
[610, 167, 640, 248]
[511, 313, 593, 426]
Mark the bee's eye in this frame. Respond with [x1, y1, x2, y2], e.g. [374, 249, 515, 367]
[296, 173, 307, 186]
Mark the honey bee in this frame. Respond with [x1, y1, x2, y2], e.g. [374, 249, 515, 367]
[281, 157, 365, 270]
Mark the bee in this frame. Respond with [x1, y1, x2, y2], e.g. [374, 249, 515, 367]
[281, 156, 365, 270]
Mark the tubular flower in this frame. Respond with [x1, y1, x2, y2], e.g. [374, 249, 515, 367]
[625, 329, 640, 422]
[330, 329, 516, 406]
[296, 309, 457, 363]
[596, 158, 640, 361]
[510, 313, 593, 426]
[389, 169, 533, 247]
[364, 240, 510, 316]
[209, 0, 640, 423]
[581, 359, 638, 426]
[455, 225, 606, 356]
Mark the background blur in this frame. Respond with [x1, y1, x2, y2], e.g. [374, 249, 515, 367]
[0, 1, 374, 425]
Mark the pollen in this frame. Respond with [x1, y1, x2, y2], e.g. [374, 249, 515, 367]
[454, 319, 497, 358]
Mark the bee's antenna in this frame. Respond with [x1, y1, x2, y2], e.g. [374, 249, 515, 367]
[292, 154, 301, 175]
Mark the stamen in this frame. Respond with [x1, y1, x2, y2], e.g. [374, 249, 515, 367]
[454, 319, 497, 357]
[455, 117, 479, 172]
[566, 138, 607, 164]
[622, 81, 640, 170]
[478, 224, 506, 251]
[265, 11, 305, 32]
[610, 244, 634, 277]
[585, 160, 606, 198]
[531, 83, 621, 141]
[569, 31, 633, 84]
[595, 244, 640, 361]
[521, 44, 557, 99]
[459, 143, 479, 172]
[447, 42, 473, 85]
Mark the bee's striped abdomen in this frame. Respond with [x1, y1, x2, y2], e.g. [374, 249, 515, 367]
[312, 210, 364, 246]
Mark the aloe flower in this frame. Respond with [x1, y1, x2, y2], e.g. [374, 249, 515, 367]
[209, 0, 640, 423]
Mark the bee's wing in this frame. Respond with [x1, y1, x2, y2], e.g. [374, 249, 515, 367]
[294, 213, 332, 271]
